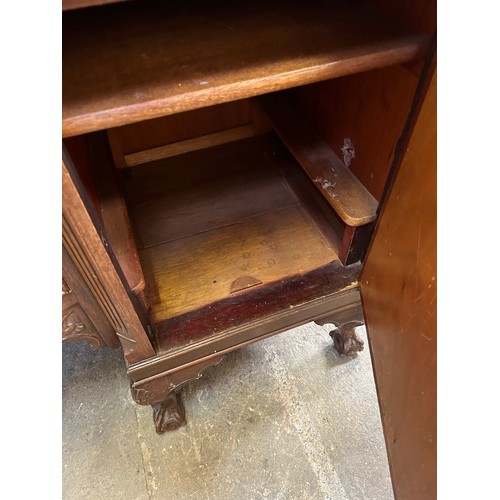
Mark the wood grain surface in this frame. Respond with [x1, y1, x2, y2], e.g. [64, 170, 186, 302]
[122, 135, 339, 324]
[361, 69, 436, 500]
[88, 132, 146, 296]
[62, 0, 429, 136]
[107, 100, 252, 163]
[140, 206, 336, 321]
[124, 125, 255, 167]
[122, 136, 301, 248]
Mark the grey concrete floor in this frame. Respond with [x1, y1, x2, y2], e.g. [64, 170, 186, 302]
[62, 323, 394, 500]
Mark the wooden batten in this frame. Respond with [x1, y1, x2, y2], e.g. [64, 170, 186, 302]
[123, 125, 255, 167]
[258, 94, 378, 228]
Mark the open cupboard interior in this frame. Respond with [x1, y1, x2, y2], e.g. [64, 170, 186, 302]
[63, 0, 433, 357]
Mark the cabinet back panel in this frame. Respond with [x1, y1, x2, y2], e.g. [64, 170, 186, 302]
[107, 100, 252, 160]
[122, 136, 299, 248]
[373, 0, 436, 35]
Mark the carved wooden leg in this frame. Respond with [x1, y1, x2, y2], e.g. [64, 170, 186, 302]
[130, 354, 224, 433]
[315, 305, 365, 356]
[329, 320, 365, 356]
[152, 391, 186, 434]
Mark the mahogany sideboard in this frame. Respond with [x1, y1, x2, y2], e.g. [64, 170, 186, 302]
[62, 1, 436, 497]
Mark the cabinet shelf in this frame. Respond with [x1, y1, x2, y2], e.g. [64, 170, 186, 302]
[121, 134, 357, 351]
[62, 0, 429, 137]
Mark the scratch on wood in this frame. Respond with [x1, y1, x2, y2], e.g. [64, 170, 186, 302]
[313, 176, 338, 198]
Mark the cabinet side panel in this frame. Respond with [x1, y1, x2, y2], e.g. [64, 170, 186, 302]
[287, 64, 419, 201]
[360, 70, 436, 500]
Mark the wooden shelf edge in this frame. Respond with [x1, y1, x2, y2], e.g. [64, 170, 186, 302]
[257, 94, 378, 227]
[62, 0, 132, 11]
[62, 38, 426, 138]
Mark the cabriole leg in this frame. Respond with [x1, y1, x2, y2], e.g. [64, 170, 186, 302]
[329, 320, 364, 356]
[315, 304, 365, 356]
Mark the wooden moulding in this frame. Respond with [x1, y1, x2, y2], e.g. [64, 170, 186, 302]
[63, 246, 120, 349]
[106, 99, 258, 168]
[62, 0, 430, 137]
[128, 279, 361, 383]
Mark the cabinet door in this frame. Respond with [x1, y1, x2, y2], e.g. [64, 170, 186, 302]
[360, 70, 436, 499]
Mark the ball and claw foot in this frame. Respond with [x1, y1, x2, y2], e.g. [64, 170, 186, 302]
[152, 392, 186, 434]
[330, 321, 365, 356]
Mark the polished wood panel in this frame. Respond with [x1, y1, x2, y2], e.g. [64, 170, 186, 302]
[360, 70, 436, 499]
[374, 0, 437, 35]
[62, 0, 429, 136]
[63, 135, 101, 216]
[258, 93, 378, 226]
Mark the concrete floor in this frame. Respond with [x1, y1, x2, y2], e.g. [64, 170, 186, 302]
[62, 323, 394, 500]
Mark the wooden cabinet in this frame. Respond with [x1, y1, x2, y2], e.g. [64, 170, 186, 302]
[62, 0, 436, 496]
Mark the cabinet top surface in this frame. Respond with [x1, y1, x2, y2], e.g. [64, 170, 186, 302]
[62, 0, 429, 137]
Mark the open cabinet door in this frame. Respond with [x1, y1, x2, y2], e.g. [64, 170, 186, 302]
[360, 69, 436, 499]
